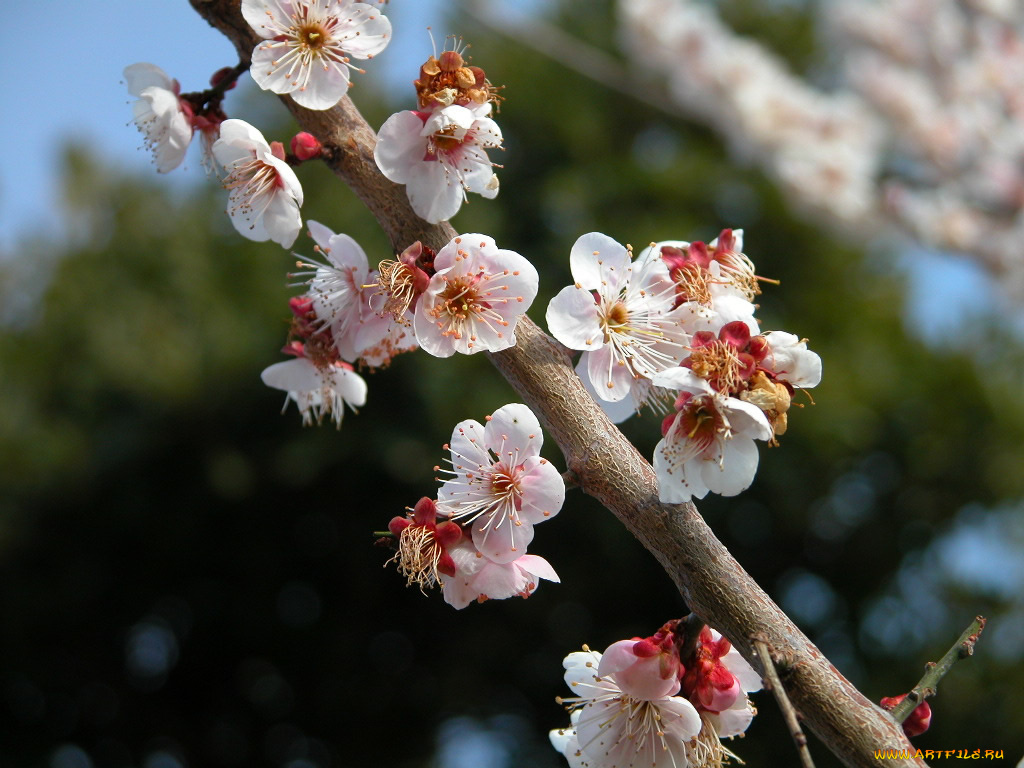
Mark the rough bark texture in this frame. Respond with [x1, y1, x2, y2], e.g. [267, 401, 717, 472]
[188, 2, 928, 765]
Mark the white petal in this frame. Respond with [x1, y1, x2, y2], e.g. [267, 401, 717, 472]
[569, 232, 631, 292]
[406, 162, 463, 224]
[306, 219, 336, 251]
[123, 62, 174, 95]
[339, 6, 392, 57]
[374, 111, 427, 184]
[702, 435, 760, 496]
[587, 344, 637, 402]
[546, 285, 603, 350]
[290, 59, 350, 110]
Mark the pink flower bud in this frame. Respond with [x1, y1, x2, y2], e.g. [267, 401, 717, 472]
[290, 132, 322, 161]
[880, 694, 932, 738]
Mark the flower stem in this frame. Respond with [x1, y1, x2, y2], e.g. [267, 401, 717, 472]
[890, 616, 986, 723]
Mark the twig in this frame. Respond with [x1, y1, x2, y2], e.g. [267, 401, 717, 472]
[674, 612, 706, 661]
[890, 616, 986, 723]
[754, 638, 816, 768]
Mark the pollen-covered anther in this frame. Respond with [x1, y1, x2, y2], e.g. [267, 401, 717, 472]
[740, 370, 792, 439]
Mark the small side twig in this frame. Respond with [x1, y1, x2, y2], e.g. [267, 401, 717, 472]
[890, 616, 986, 723]
[674, 612, 706, 661]
[754, 637, 816, 768]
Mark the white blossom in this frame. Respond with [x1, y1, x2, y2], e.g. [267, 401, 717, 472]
[651, 369, 772, 504]
[547, 233, 690, 402]
[213, 119, 304, 247]
[437, 403, 564, 563]
[260, 356, 366, 428]
[374, 105, 502, 223]
[242, 0, 391, 110]
[413, 234, 537, 357]
[124, 63, 193, 173]
[440, 539, 559, 610]
[550, 646, 702, 768]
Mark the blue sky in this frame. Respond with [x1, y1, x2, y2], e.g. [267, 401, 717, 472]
[0, 0, 444, 254]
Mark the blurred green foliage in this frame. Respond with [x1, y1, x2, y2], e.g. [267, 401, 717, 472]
[1, 1, 1022, 766]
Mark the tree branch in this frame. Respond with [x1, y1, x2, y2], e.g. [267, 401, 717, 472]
[890, 616, 986, 723]
[187, 2, 927, 764]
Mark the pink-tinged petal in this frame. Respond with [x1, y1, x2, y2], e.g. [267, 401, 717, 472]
[322, 231, 368, 274]
[562, 650, 607, 695]
[458, 146, 499, 195]
[515, 554, 559, 583]
[702, 435, 760, 497]
[445, 418, 490, 474]
[290, 60, 350, 110]
[469, 116, 503, 147]
[424, 104, 476, 134]
[472, 519, 535, 564]
[440, 542, 484, 609]
[576, 357, 644, 423]
[723, 645, 763, 693]
[406, 162, 464, 224]
[658, 696, 704, 741]
[484, 403, 543, 459]
[517, 456, 565, 524]
[123, 63, 174, 95]
[546, 285, 603, 350]
[586, 344, 639, 402]
[373, 111, 426, 184]
[711, 697, 755, 738]
[569, 232, 631, 292]
[596, 640, 640, 677]
[305, 219, 335, 252]
[413, 296, 456, 358]
[339, 7, 392, 57]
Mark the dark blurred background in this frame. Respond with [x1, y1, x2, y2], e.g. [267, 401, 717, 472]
[2, 1, 1023, 766]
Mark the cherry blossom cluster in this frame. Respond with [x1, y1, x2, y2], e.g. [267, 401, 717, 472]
[618, 0, 1024, 295]
[385, 403, 564, 609]
[260, 225, 537, 427]
[375, 39, 504, 223]
[546, 230, 821, 504]
[549, 620, 761, 768]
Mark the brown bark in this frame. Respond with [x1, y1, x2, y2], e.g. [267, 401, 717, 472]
[188, 2, 927, 764]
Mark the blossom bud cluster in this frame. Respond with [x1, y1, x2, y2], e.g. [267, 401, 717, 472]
[385, 403, 564, 609]
[546, 230, 821, 504]
[375, 38, 504, 223]
[550, 621, 762, 768]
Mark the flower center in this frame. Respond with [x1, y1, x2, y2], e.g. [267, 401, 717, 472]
[431, 126, 464, 153]
[677, 397, 725, 452]
[688, 339, 745, 394]
[298, 22, 329, 51]
[489, 465, 522, 506]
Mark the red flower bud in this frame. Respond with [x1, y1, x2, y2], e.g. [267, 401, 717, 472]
[290, 131, 322, 161]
